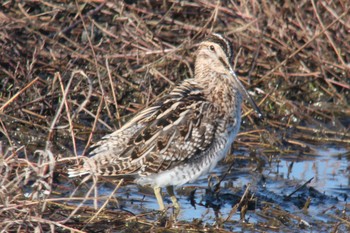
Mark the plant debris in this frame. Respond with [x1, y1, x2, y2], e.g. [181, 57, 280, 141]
[1, 1, 350, 232]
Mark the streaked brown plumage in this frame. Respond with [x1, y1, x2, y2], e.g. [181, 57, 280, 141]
[68, 33, 262, 210]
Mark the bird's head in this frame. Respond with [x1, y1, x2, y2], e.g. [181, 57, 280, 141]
[195, 33, 263, 119]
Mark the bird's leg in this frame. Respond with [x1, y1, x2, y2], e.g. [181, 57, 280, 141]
[166, 185, 180, 210]
[154, 186, 165, 210]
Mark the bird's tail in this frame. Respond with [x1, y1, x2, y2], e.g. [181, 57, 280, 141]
[67, 167, 91, 177]
[67, 157, 96, 177]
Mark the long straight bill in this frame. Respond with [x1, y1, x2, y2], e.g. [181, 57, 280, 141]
[229, 68, 264, 119]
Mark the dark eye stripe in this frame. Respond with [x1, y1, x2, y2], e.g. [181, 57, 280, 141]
[205, 34, 233, 61]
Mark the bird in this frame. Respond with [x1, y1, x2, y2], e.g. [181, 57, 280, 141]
[68, 33, 262, 211]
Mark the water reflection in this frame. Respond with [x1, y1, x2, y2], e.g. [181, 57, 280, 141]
[275, 147, 349, 193]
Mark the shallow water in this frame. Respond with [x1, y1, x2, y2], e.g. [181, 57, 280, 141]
[86, 144, 349, 231]
[277, 147, 349, 193]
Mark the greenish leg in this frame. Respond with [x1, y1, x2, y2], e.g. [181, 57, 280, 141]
[154, 186, 165, 210]
[166, 186, 180, 210]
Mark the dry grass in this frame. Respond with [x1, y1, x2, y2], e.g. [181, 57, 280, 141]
[1, 0, 350, 232]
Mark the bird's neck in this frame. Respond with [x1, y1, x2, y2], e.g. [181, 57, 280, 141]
[194, 69, 242, 115]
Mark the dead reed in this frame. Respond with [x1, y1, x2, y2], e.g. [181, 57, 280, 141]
[0, 0, 349, 232]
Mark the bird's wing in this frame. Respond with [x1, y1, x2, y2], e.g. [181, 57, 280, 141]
[70, 80, 223, 177]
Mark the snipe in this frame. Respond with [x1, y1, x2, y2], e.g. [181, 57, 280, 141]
[69, 33, 262, 210]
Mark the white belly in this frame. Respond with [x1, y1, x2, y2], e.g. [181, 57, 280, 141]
[136, 128, 238, 188]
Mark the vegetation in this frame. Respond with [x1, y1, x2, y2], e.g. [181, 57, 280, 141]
[0, 1, 349, 232]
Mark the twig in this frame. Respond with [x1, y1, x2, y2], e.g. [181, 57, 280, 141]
[0, 77, 40, 113]
[87, 179, 124, 224]
[224, 183, 251, 222]
[286, 177, 314, 198]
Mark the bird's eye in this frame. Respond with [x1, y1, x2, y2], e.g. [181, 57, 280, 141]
[209, 45, 215, 51]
